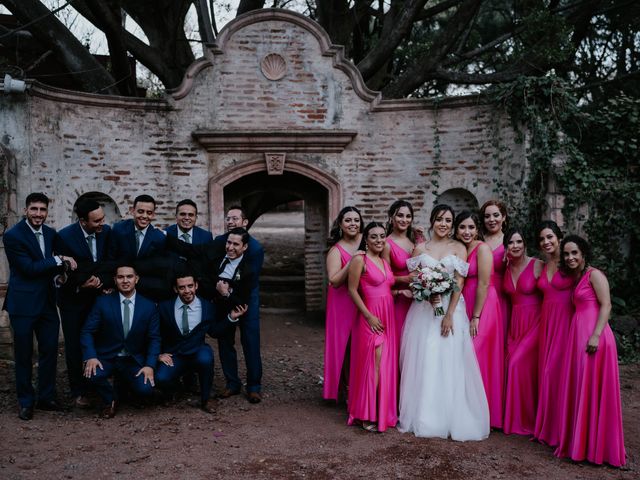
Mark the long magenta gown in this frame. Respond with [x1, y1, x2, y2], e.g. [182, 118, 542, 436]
[491, 244, 510, 343]
[347, 255, 398, 432]
[503, 259, 542, 435]
[554, 269, 626, 467]
[323, 244, 358, 400]
[533, 265, 574, 446]
[387, 237, 412, 351]
[462, 244, 504, 429]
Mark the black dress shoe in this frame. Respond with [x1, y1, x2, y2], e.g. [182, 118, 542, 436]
[18, 406, 33, 421]
[100, 401, 117, 419]
[200, 399, 217, 414]
[35, 399, 63, 411]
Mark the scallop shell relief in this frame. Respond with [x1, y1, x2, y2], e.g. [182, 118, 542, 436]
[261, 53, 287, 81]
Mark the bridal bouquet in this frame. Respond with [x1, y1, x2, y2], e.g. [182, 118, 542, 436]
[409, 265, 459, 316]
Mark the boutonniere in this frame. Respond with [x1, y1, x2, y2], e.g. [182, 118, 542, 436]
[233, 270, 241, 282]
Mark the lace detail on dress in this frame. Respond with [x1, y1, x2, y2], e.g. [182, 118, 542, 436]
[406, 253, 469, 278]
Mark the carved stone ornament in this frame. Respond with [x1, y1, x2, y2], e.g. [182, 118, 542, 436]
[265, 153, 286, 175]
[260, 53, 287, 81]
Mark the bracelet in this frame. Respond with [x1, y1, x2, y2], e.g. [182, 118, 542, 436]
[472, 315, 480, 319]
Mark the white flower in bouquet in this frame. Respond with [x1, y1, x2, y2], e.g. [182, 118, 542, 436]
[409, 265, 459, 316]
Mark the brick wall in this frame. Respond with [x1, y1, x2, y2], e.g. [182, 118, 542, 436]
[0, 9, 528, 333]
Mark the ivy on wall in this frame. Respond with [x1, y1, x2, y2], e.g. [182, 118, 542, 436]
[486, 76, 640, 361]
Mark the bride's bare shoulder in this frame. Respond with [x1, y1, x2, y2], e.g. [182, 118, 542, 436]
[412, 242, 428, 256]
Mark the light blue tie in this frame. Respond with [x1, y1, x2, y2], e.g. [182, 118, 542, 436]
[123, 299, 132, 337]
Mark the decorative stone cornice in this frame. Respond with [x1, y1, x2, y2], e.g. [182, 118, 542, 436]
[27, 81, 172, 110]
[192, 130, 357, 153]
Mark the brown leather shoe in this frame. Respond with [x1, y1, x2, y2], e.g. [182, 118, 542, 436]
[247, 392, 262, 404]
[200, 399, 217, 414]
[218, 388, 240, 399]
[74, 395, 91, 408]
[100, 401, 117, 419]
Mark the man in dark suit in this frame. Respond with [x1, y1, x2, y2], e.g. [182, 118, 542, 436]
[54, 199, 111, 407]
[165, 199, 214, 245]
[3, 192, 77, 420]
[81, 264, 160, 419]
[155, 273, 246, 413]
[216, 207, 264, 403]
[108, 194, 170, 300]
[164, 225, 260, 402]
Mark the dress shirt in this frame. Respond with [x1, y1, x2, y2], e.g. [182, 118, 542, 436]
[178, 227, 193, 243]
[219, 254, 244, 280]
[80, 224, 97, 261]
[135, 225, 150, 252]
[26, 221, 62, 265]
[119, 292, 136, 328]
[174, 296, 202, 333]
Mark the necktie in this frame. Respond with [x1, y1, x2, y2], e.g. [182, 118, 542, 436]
[123, 299, 132, 337]
[181, 304, 190, 335]
[87, 234, 96, 261]
[34, 231, 45, 256]
[219, 257, 230, 275]
[135, 230, 142, 253]
[181, 232, 191, 244]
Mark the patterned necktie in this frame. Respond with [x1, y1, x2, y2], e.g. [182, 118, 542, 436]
[87, 234, 96, 261]
[123, 299, 132, 337]
[181, 232, 191, 244]
[34, 231, 45, 256]
[181, 304, 190, 335]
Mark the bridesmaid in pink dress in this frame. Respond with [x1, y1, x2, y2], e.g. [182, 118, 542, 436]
[555, 235, 626, 466]
[454, 211, 504, 429]
[347, 222, 397, 432]
[502, 228, 543, 436]
[480, 200, 510, 342]
[533, 221, 574, 446]
[382, 200, 418, 350]
[323, 206, 363, 401]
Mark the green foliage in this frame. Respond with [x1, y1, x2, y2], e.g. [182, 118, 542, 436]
[486, 76, 640, 317]
[616, 331, 640, 364]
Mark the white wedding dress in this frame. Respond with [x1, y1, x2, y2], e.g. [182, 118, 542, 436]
[397, 253, 490, 441]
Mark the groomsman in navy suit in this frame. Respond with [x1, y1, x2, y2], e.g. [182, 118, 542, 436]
[108, 194, 169, 300]
[81, 264, 160, 419]
[54, 199, 111, 408]
[216, 207, 264, 403]
[108, 194, 166, 262]
[3, 193, 77, 420]
[155, 272, 245, 413]
[165, 199, 214, 246]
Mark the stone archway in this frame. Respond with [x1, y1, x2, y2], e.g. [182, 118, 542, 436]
[209, 160, 342, 312]
[72, 192, 121, 224]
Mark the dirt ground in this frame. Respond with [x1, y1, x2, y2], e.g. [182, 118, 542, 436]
[0, 212, 637, 479]
[0, 314, 637, 480]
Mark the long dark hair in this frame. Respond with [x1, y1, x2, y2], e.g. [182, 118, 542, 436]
[536, 220, 563, 244]
[428, 204, 455, 238]
[560, 234, 592, 274]
[386, 199, 415, 242]
[453, 210, 484, 242]
[327, 206, 364, 247]
[358, 222, 386, 251]
[503, 227, 528, 251]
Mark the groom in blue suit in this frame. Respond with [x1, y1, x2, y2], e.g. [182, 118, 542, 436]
[55, 199, 111, 407]
[3, 193, 77, 420]
[165, 199, 214, 246]
[81, 264, 160, 418]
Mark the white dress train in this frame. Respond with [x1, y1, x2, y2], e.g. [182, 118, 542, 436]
[398, 254, 490, 441]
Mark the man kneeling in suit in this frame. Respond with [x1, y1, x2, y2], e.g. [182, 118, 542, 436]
[81, 264, 160, 418]
[155, 273, 246, 413]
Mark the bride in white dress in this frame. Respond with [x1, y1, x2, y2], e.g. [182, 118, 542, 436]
[398, 204, 489, 441]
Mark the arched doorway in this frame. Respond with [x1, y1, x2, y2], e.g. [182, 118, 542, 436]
[209, 161, 342, 313]
[72, 192, 121, 224]
[223, 170, 330, 313]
